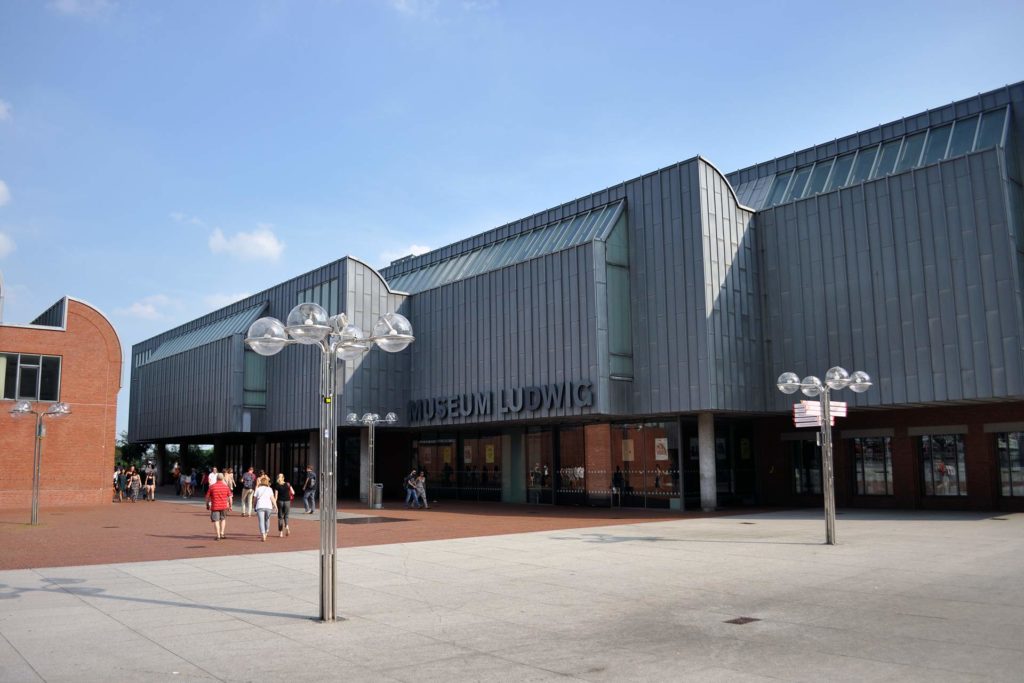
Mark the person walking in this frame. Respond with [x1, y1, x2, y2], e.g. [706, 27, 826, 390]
[273, 473, 293, 537]
[240, 466, 256, 517]
[222, 467, 236, 512]
[252, 475, 275, 542]
[302, 465, 317, 514]
[207, 467, 218, 491]
[404, 469, 420, 509]
[144, 468, 156, 501]
[415, 471, 429, 509]
[128, 468, 142, 503]
[205, 473, 232, 541]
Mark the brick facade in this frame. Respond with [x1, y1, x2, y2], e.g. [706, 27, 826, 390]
[0, 299, 122, 508]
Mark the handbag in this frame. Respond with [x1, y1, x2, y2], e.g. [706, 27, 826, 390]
[288, 485, 295, 501]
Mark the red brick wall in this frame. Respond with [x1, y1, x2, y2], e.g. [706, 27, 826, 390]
[0, 300, 122, 509]
[755, 401, 1024, 512]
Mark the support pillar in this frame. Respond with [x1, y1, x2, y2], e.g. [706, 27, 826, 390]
[698, 413, 717, 512]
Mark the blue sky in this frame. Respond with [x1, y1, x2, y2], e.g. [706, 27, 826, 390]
[1, 0, 1022, 437]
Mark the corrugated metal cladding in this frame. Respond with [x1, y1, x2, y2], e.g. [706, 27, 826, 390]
[29, 298, 65, 328]
[761, 147, 1024, 411]
[130, 81, 1024, 444]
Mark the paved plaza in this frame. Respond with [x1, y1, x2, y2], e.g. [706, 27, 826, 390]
[1, 509, 1021, 681]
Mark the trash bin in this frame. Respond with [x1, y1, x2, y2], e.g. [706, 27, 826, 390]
[372, 483, 383, 509]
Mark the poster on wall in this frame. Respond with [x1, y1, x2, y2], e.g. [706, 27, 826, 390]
[463, 445, 472, 464]
[442, 446, 452, 465]
[654, 437, 669, 461]
[622, 439, 634, 462]
[485, 444, 495, 464]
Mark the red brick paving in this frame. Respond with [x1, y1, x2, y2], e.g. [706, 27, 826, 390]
[0, 490, 751, 570]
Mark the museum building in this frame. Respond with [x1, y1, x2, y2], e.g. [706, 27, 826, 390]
[129, 82, 1024, 512]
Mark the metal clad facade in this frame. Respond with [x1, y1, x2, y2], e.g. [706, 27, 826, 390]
[762, 147, 1024, 411]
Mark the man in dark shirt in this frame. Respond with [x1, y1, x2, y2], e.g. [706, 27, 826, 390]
[302, 465, 317, 514]
[240, 467, 256, 517]
[206, 473, 232, 540]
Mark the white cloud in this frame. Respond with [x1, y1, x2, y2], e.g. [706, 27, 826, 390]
[0, 100, 10, 122]
[115, 294, 176, 320]
[380, 243, 432, 265]
[0, 232, 14, 259]
[208, 224, 285, 261]
[170, 212, 205, 227]
[203, 292, 251, 310]
[0, 180, 9, 207]
[48, 0, 115, 17]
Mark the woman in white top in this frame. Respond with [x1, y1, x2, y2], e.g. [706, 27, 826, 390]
[252, 475, 276, 542]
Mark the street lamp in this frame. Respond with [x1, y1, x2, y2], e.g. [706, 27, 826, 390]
[9, 400, 71, 525]
[777, 367, 871, 545]
[245, 305, 413, 622]
[346, 412, 397, 509]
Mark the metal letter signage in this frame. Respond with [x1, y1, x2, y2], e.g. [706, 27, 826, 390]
[409, 381, 594, 423]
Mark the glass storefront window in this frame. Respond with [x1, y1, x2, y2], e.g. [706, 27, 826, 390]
[920, 434, 967, 496]
[790, 440, 821, 494]
[850, 436, 893, 496]
[526, 430, 553, 504]
[997, 432, 1024, 497]
[557, 427, 587, 504]
[611, 422, 679, 508]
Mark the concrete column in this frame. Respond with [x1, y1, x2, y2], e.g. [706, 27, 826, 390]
[699, 413, 717, 511]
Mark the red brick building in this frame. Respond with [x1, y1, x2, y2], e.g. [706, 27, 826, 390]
[1, 297, 122, 508]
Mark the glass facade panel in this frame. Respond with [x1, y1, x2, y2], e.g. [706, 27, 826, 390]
[895, 132, 926, 173]
[804, 159, 833, 196]
[920, 434, 967, 496]
[612, 422, 680, 508]
[975, 108, 1007, 149]
[526, 430, 554, 504]
[605, 214, 632, 378]
[783, 166, 812, 202]
[997, 432, 1024, 497]
[766, 171, 793, 207]
[947, 116, 978, 157]
[791, 440, 821, 494]
[871, 140, 901, 179]
[848, 146, 878, 184]
[850, 436, 893, 495]
[243, 349, 268, 407]
[556, 427, 587, 504]
[825, 153, 855, 191]
[921, 124, 952, 165]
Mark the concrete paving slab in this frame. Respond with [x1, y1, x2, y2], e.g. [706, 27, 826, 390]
[1, 510, 1022, 681]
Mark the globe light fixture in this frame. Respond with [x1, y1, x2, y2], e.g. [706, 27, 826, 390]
[777, 366, 872, 545]
[244, 304, 414, 622]
[9, 400, 72, 525]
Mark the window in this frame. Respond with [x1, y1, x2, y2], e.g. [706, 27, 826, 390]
[847, 146, 878, 185]
[850, 436, 893, 495]
[997, 432, 1024, 497]
[791, 440, 821, 494]
[804, 159, 833, 197]
[825, 153, 856, 191]
[975, 108, 1007, 149]
[766, 171, 793, 207]
[871, 140, 902, 179]
[243, 349, 267, 407]
[784, 166, 813, 202]
[0, 353, 62, 402]
[921, 124, 952, 165]
[895, 132, 926, 173]
[947, 116, 978, 157]
[605, 213, 633, 379]
[920, 434, 967, 496]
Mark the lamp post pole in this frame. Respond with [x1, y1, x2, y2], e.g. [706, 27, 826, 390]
[9, 401, 71, 525]
[246, 305, 413, 622]
[347, 412, 396, 509]
[777, 367, 871, 545]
